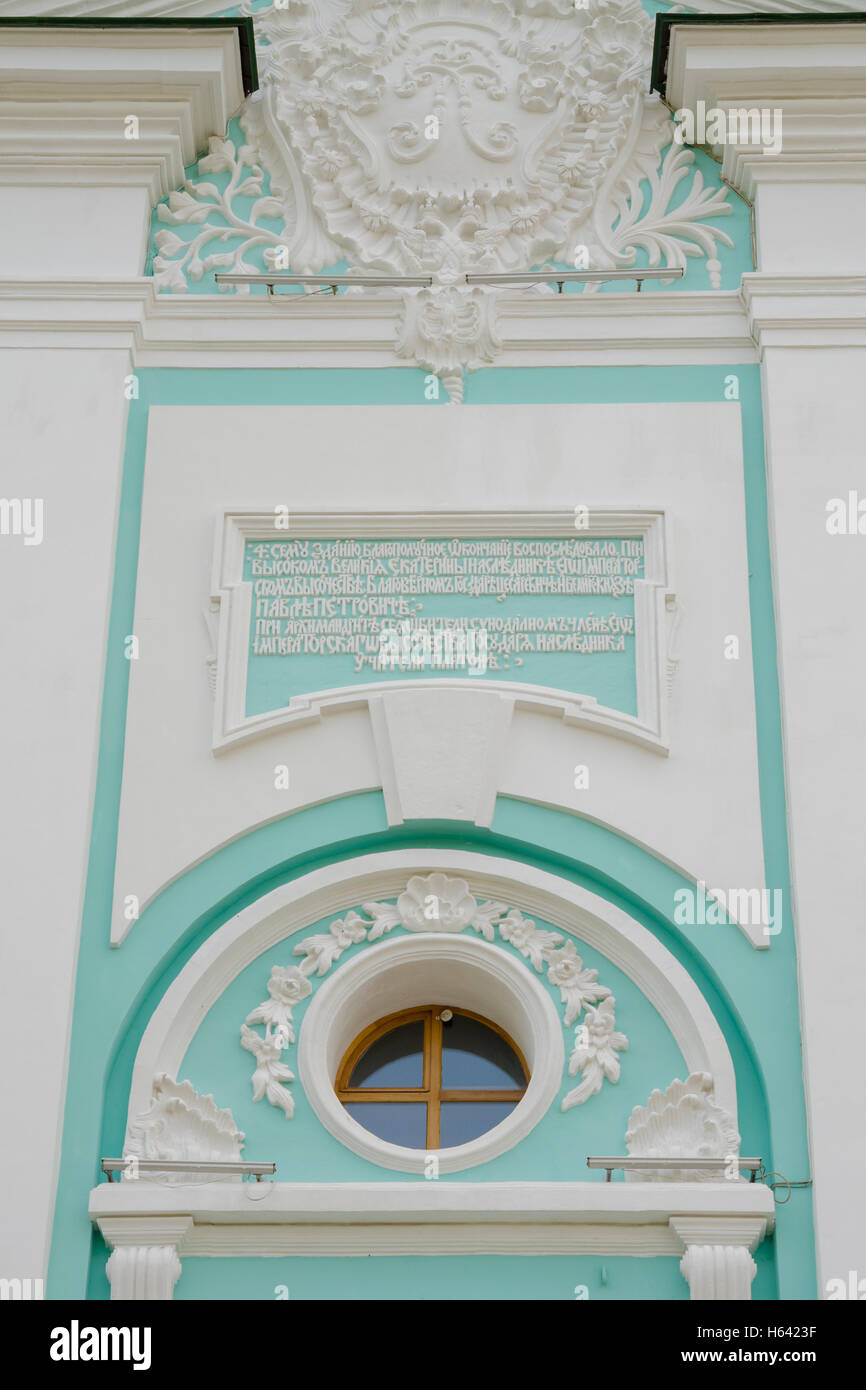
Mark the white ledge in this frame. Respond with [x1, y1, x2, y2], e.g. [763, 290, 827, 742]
[742, 272, 866, 349]
[90, 1179, 775, 1258]
[14, 275, 866, 357]
[0, 279, 757, 364]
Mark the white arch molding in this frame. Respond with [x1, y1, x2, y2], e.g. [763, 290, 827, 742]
[127, 852, 740, 1168]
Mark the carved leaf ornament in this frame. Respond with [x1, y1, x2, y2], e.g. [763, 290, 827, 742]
[240, 872, 628, 1120]
[151, 0, 738, 398]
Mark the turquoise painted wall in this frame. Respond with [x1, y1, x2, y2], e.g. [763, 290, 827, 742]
[51, 364, 811, 1304]
[86, 1243, 779, 1302]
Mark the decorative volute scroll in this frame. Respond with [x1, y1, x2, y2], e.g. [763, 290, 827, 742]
[123, 1074, 245, 1181]
[240, 871, 627, 1119]
[625, 1072, 741, 1181]
[152, 0, 741, 398]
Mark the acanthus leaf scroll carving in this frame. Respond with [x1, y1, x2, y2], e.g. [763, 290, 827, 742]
[151, 0, 741, 399]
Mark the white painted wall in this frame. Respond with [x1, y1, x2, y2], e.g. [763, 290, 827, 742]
[760, 346, 866, 1294]
[0, 187, 151, 280]
[0, 347, 130, 1279]
[112, 400, 768, 941]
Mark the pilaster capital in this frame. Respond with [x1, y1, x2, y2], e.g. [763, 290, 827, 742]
[670, 1214, 769, 1252]
[98, 1214, 193, 1250]
[671, 1216, 767, 1300]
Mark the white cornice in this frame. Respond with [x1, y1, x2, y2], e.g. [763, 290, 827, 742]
[90, 1179, 775, 1258]
[665, 20, 866, 111]
[663, 21, 866, 199]
[0, 24, 247, 200]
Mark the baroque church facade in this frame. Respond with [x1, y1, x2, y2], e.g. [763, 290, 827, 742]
[1, 0, 864, 1303]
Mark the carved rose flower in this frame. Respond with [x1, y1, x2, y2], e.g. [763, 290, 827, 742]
[331, 911, 369, 949]
[266, 965, 313, 1006]
[498, 916, 536, 952]
[547, 942, 591, 989]
[546, 941, 611, 1024]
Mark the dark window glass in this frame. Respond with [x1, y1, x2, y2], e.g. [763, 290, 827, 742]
[349, 1020, 424, 1088]
[343, 1102, 427, 1147]
[441, 1013, 525, 1089]
[439, 1101, 518, 1147]
[337, 1007, 527, 1151]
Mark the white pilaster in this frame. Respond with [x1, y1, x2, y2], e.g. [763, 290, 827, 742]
[665, 16, 866, 1299]
[0, 18, 249, 1291]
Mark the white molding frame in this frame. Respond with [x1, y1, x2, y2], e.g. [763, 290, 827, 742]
[210, 508, 674, 755]
[297, 933, 565, 1174]
[90, 1180, 775, 1261]
[126, 850, 739, 1150]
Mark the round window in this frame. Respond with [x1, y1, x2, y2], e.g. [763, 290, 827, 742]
[335, 1006, 528, 1149]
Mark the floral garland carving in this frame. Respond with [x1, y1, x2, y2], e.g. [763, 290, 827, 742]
[240, 872, 627, 1119]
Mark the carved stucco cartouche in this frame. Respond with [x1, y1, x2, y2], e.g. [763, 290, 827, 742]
[153, 0, 737, 398]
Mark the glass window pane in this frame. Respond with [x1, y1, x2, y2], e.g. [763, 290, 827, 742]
[441, 1014, 525, 1089]
[343, 1102, 427, 1148]
[439, 1101, 518, 1147]
[348, 1020, 424, 1088]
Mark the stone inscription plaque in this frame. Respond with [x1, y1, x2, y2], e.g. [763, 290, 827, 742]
[244, 536, 643, 717]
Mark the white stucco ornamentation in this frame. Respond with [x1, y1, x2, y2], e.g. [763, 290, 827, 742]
[395, 283, 501, 404]
[671, 1217, 767, 1302]
[625, 1072, 741, 1181]
[150, 0, 737, 396]
[105, 1244, 183, 1301]
[562, 995, 628, 1111]
[240, 871, 625, 1120]
[152, 134, 287, 292]
[239, 964, 313, 1117]
[127, 851, 740, 1160]
[123, 1075, 245, 1178]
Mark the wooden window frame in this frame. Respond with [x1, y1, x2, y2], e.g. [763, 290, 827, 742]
[335, 1005, 528, 1149]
